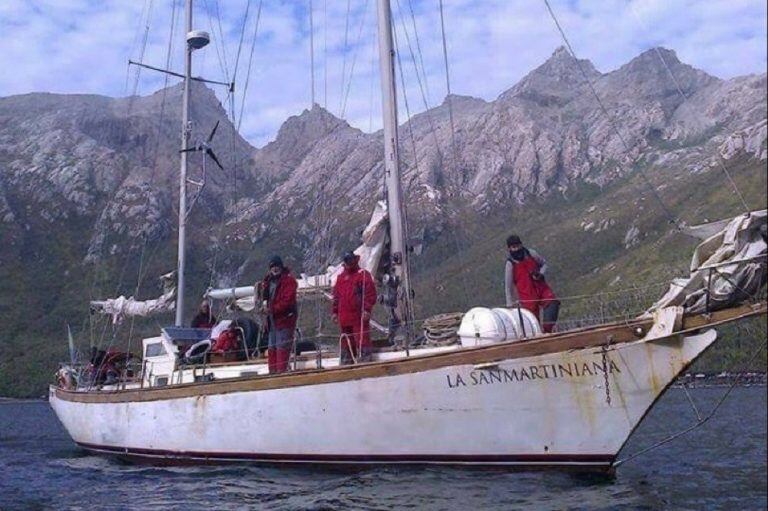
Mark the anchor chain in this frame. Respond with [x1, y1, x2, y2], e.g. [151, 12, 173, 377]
[601, 335, 614, 406]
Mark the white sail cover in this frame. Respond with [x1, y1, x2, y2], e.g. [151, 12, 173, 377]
[90, 271, 176, 324]
[648, 210, 767, 314]
[206, 201, 389, 311]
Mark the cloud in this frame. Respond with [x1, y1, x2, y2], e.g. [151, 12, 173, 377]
[0, 0, 765, 147]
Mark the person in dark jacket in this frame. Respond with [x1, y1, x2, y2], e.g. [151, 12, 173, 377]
[504, 234, 560, 333]
[191, 300, 217, 329]
[332, 251, 377, 364]
[260, 256, 298, 373]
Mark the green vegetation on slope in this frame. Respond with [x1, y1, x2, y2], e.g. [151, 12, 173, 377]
[0, 157, 765, 397]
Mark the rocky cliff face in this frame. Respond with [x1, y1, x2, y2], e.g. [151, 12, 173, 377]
[0, 46, 765, 284]
[226, 47, 765, 268]
[0, 82, 256, 263]
[1, 45, 766, 397]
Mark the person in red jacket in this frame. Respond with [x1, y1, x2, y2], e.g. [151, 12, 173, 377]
[504, 234, 560, 333]
[211, 323, 239, 353]
[333, 251, 377, 365]
[260, 256, 298, 373]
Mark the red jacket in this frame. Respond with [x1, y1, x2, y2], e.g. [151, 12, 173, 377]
[332, 264, 377, 326]
[509, 251, 557, 312]
[212, 329, 239, 352]
[260, 268, 298, 331]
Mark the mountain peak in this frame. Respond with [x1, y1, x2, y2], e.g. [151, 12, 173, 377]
[278, 103, 351, 139]
[499, 46, 600, 104]
[604, 46, 719, 103]
[618, 47, 685, 75]
[633, 47, 681, 66]
[254, 103, 356, 174]
[549, 45, 572, 61]
[537, 45, 599, 77]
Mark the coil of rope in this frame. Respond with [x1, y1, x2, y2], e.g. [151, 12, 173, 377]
[422, 312, 464, 345]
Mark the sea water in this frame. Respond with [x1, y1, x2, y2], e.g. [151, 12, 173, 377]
[0, 387, 765, 510]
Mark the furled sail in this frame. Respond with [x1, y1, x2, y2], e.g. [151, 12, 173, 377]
[648, 210, 767, 314]
[90, 271, 176, 324]
[206, 201, 389, 311]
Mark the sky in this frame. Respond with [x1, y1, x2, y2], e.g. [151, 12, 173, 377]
[0, 0, 765, 147]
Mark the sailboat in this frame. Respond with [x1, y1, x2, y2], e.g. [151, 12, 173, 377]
[49, 0, 767, 473]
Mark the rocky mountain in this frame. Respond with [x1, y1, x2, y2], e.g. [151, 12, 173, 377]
[0, 47, 766, 396]
[228, 47, 765, 265]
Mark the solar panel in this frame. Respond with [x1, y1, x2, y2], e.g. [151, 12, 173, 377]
[161, 326, 211, 344]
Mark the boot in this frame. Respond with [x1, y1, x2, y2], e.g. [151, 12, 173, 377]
[274, 348, 290, 373]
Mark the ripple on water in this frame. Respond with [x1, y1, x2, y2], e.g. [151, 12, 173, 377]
[0, 387, 765, 510]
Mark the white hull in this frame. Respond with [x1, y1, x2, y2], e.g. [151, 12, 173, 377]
[50, 328, 717, 471]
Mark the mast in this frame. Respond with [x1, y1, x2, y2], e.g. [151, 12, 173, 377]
[375, 0, 415, 340]
[176, 0, 207, 326]
[175, 0, 193, 326]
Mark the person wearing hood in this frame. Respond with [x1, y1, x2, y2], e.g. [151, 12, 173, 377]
[332, 251, 377, 364]
[504, 235, 560, 333]
[259, 256, 298, 373]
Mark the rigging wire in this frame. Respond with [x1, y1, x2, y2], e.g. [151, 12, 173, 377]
[393, 0, 439, 147]
[230, 0, 258, 232]
[86, 0, 158, 359]
[542, 0, 683, 230]
[128, 0, 155, 110]
[390, 18, 418, 335]
[124, 0, 181, 361]
[438, 0, 459, 175]
[237, 0, 264, 132]
[92, 0, 155, 348]
[401, 0, 471, 305]
[339, 0, 353, 116]
[340, 0, 372, 119]
[323, 0, 329, 109]
[626, 6, 751, 214]
[203, 0, 231, 84]
[614, 340, 767, 468]
[125, 0, 152, 95]
[393, 21, 421, 179]
[368, 28, 377, 132]
[208, 0, 263, 291]
[309, 0, 316, 107]
[230, 0, 252, 88]
[87, 247, 135, 390]
[213, 0, 232, 76]
[405, 0, 432, 107]
[89, 0, 181, 382]
[88, 0, 153, 347]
